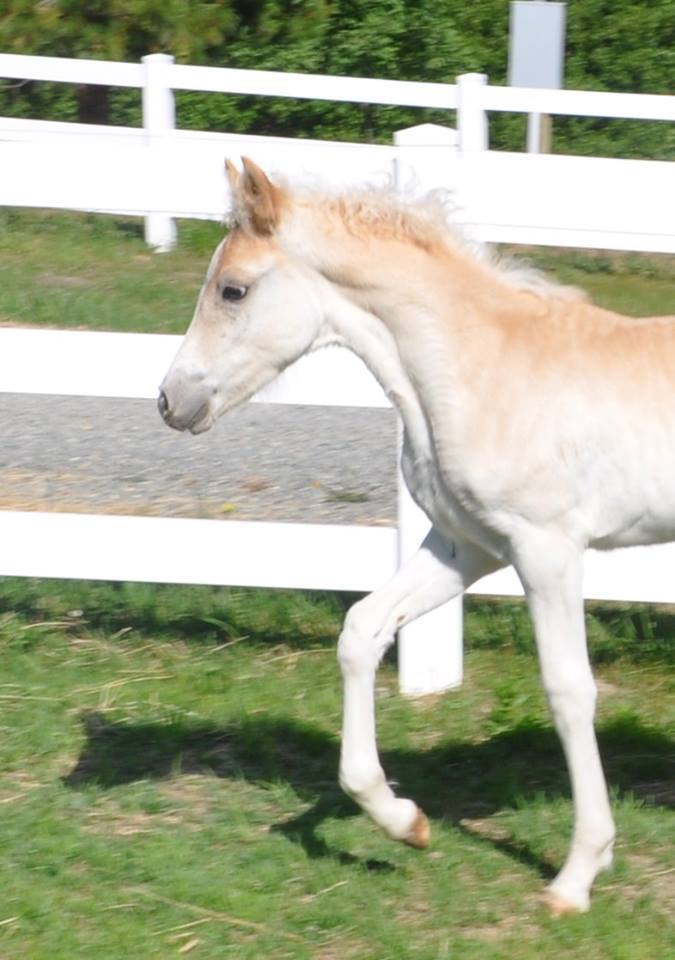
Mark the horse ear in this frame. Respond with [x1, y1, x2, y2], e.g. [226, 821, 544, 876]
[239, 156, 284, 235]
[224, 158, 240, 192]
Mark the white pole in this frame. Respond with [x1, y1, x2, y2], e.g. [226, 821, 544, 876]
[391, 120, 464, 695]
[142, 53, 177, 252]
[393, 121, 459, 192]
[457, 73, 489, 154]
[395, 426, 464, 697]
[527, 112, 540, 153]
[526, 111, 552, 154]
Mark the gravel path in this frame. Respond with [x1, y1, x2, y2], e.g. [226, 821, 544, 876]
[0, 394, 398, 527]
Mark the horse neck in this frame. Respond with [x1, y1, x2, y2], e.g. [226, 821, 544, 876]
[317, 232, 525, 388]
[284, 203, 545, 433]
[310, 235, 527, 464]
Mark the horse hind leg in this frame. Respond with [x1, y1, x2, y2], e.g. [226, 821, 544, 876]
[513, 531, 616, 914]
[337, 530, 499, 847]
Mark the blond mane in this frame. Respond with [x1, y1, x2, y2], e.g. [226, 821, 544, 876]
[288, 180, 585, 304]
[226, 173, 585, 303]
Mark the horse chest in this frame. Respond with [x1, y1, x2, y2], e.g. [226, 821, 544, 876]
[400, 428, 509, 560]
[400, 435, 468, 541]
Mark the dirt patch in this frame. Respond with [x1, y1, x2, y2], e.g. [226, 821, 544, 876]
[622, 852, 675, 917]
[39, 272, 93, 289]
[0, 771, 46, 805]
[596, 678, 621, 695]
[459, 816, 513, 843]
[84, 793, 203, 837]
[156, 776, 221, 821]
[460, 913, 542, 944]
[312, 941, 374, 960]
[81, 773, 225, 837]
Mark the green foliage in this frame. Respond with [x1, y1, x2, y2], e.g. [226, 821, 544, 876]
[0, 0, 237, 61]
[557, 0, 675, 158]
[566, 0, 675, 95]
[0, 1, 673, 155]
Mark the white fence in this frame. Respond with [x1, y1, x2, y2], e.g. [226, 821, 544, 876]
[1, 53, 674, 695]
[1, 53, 674, 252]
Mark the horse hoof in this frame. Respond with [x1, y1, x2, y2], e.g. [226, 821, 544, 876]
[540, 889, 588, 917]
[403, 809, 431, 849]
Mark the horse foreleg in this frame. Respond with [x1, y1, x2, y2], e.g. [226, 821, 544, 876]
[337, 529, 498, 846]
[514, 532, 615, 914]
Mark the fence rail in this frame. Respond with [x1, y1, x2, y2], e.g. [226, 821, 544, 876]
[4, 51, 675, 118]
[2, 55, 674, 254]
[1, 52, 674, 694]
[480, 83, 675, 121]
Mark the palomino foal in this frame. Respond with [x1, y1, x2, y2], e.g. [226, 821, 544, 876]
[159, 158, 675, 915]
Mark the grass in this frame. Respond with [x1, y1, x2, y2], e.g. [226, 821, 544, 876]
[0, 209, 223, 333]
[0, 209, 673, 336]
[515, 247, 675, 318]
[323, 487, 372, 504]
[0, 579, 673, 959]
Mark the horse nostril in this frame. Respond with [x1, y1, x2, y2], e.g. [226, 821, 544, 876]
[157, 389, 169, 420]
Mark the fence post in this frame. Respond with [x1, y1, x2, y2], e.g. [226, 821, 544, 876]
[457, 73, 489, 154]
[395, 428, 464, 697]
[393, 122, 459, 192]
[142, 53, 176, 252]
[391, 123, 464, 696]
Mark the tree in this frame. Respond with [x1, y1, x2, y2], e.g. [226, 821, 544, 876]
[0, 1, 237, 123]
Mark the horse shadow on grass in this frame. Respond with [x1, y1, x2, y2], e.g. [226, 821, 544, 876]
[63, 710, 674, 879]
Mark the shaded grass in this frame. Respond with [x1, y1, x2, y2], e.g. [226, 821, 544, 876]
[0, 578, 349, 650]
[467, 597, 675, 665]
[1, 577, 672, 663]
[0, 578, 673, 958]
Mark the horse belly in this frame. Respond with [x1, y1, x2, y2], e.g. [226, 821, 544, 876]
[582, 443, 675, 549]
[589, 493, 675, 549]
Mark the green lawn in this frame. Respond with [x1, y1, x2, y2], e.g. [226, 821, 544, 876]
[0, 580, 673, 959]
[0, 210, 222, 334]
[519, 246, 675, 318]
[0, 209, 673, 335]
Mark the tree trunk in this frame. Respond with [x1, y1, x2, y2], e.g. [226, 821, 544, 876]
[76, 85, 110, 125]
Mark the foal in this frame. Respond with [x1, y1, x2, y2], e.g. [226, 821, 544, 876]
[159, 158, 675, 914]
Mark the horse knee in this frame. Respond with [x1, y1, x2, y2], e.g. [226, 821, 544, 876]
[337, 600, 380, 676]
[545, 672, 598, 734]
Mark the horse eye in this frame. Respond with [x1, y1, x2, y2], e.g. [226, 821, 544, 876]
[222, 284, 248, 302]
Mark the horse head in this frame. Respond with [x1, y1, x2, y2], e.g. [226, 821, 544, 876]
[158, 158, 328, 434]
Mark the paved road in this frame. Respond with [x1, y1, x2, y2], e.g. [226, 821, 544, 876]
[0, 394, 398, 527]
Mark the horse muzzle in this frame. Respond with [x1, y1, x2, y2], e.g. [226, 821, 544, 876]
[157, 371, 216, 434]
